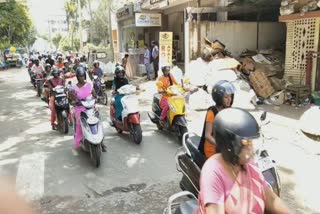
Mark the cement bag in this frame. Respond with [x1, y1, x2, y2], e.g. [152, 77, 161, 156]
[206, 69, 238, 95]
[300, 106, 320, 136]
[185, 58, 211, 86]
[118, 84, 136, 95]
[232, 80, 257, 110]
[187, 88, 215, 111]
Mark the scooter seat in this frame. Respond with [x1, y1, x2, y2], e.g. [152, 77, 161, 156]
[174, 199, 198, 214]
[186, 135, 206, 169]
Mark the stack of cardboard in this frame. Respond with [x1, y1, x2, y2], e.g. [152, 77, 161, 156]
[249, 69, 275, 98]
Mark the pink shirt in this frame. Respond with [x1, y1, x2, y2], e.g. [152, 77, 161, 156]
[196, 155, 268, 214]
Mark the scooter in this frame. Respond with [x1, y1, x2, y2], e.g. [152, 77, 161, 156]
[73, 96, 104, 167]
[175, 112, 281, 198]
[148, 83, 188, 142]
[93, 75, 108, 105]
[110, 85, 142, 144]
[52, 85, 70, 134]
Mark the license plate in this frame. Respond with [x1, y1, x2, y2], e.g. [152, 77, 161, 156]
[258, 157, 274, 171]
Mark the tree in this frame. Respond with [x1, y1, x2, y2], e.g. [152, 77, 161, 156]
[0, 0, 35, 47]
[52, 33, 62, 50]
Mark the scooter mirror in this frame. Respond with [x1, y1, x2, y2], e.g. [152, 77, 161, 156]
[260, 111, 267, 121]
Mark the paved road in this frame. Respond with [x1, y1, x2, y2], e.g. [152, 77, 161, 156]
[1, 68, 320, 214]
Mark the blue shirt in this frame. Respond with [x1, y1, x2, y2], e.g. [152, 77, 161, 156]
[152, 45, 159, 59]
[144, 49, 150, 65]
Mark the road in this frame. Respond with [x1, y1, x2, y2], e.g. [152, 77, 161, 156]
[0, 68, 320, 214]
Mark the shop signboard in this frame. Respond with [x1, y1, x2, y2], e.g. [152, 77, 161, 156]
[135, 13, 162, 27]
[116, 5, 133, 21]
[159, 32, 173, 68]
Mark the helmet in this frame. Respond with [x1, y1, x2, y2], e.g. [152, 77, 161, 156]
[63, 59, 68, 64]
[211, 80, 235, 107]
[93, 60, 99, 67]
[115, 64, 125, 78]
[214, 108, 260, 165]
[45, 63, 51, 70]
[161, 63, 170, 73]
[52, 66, 59, 77]
[76, 66, 86, 80]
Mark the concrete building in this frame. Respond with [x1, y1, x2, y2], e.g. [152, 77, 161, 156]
[47, 15, 68, 38]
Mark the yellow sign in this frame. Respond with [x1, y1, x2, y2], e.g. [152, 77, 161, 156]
[159, 32, 173, 68]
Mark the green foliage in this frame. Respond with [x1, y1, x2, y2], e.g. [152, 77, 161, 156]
[52, 33, 62, 50]
[0, 0, 36, 48]
[59, 36, 72, 52]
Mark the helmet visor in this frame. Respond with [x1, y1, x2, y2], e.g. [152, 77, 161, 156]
[220, 82, 235, 95]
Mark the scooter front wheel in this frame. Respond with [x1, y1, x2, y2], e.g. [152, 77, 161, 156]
[90, 144, 101, 168]
[131, 123, 142, 144]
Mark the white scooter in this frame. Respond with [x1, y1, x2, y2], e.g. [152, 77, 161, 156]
[73, 96, 105, 167]
[110, 85, 142, 144]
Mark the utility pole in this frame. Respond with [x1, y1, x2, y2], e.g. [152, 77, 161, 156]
[108, 0, 114, 61]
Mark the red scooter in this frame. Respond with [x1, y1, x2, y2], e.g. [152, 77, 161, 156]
[109, 85, 142, 144]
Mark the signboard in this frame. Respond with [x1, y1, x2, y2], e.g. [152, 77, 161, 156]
[116, 5, 133, 21]
[159, 32, 173, 68]
[135, 13, 162, 27]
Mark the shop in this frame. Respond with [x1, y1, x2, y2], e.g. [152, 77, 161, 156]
[116, 4, 162, 77]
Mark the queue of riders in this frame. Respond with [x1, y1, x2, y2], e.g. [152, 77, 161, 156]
[28, 50, 290, 213]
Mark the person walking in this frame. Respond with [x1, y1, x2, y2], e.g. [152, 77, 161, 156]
[144, 44, 151, 80]
[151, 41, 159, 79]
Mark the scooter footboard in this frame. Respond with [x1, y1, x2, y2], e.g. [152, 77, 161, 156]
[262, 168, 281, 197]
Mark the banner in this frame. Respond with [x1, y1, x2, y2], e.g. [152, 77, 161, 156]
[135, 13, 161, 27]
[159, 32, 173, 68]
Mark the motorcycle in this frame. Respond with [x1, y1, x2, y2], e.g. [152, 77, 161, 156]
[73, 96, 104, 167]
[110, 85, 142, 144]
[163, 191, 198, 214]
[148, 83, 188, 142]
[175, 111, 281, 199]
[93, 75, 108, 105]
[52, 85, 70, 134]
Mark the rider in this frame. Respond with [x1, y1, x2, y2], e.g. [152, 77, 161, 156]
[48, 67, 64, 130]
[157, 64, 178, 125]
[70, 67, 106, 151]
[72, 57, 82, 72]
[44, 63, 52, 77]
[31, 59, 44, 75]
[112, 64, 129, 121]
[45, 54, 55, 67]
[92, 60, 103, 79]
[198, 80, 235, 159]
[55, 56, 64, 69]
[196, 108, 290, 214]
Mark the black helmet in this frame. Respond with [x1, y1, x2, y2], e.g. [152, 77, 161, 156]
[93, 60, 99, 67]
[214, 108, 260, 165]
[212, 80, 235, 107]
[115, 64, 125, 78]
[52, 66, 59, 77]
[76, 66, 86, 80]
[161, 63, 170, 73]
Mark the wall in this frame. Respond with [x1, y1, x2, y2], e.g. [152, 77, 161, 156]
[189, 21, 286, 59]
[167, 12, 184, 61]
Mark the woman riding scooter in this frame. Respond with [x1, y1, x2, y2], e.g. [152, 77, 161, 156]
[198, 80, 235, 159]
[70, 67, 106, 151]
[197, 108, 290, 214]
[157, 64, 178, 127]
[48, 67, 65, 130]
[112, 65, 129, 121]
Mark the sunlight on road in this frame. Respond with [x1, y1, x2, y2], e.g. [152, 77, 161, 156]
[0, 136, 25, 152]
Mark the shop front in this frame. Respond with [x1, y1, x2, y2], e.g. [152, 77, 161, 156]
[116, 4, 162, 78]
